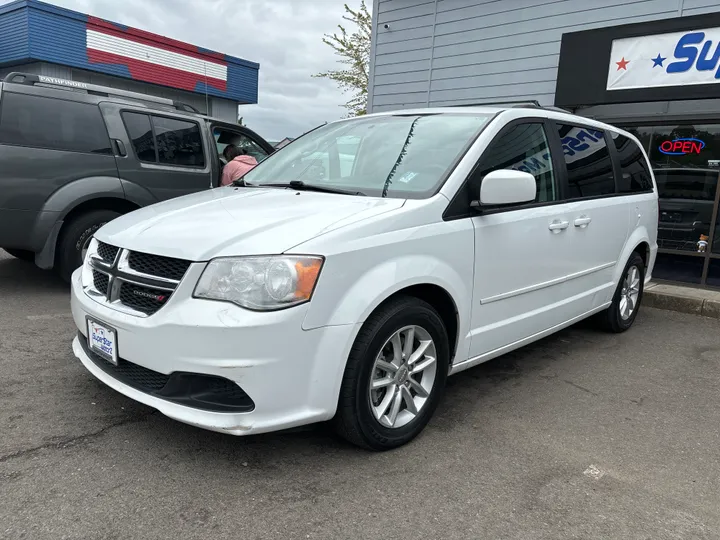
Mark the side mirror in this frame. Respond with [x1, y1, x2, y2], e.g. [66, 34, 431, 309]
[477, 169, 537, 207]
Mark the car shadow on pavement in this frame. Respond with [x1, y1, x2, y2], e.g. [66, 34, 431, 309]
[0, 250, 67, 292]
[94, 316, 610, 464]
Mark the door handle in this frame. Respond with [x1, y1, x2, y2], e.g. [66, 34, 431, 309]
[549, 219, 569, 233]
[574, 215, 592, 228]
[112, 139, 127, 157]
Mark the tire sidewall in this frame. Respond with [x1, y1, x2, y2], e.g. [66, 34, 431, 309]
[353, 303, 449, 447]
[612, 255, 645, 330]
[58, 210, 119, 281]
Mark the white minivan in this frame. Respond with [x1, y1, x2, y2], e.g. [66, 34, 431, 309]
[70, 105, 658, 450]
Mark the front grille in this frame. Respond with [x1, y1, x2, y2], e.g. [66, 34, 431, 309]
[128, 251, 191, 281]
[79, 333, 254, 412]
[118, 282, 169, 315]
[97, 241, 119, 263]
[92, 270, 109, 295]
[85, 242, 190, 318]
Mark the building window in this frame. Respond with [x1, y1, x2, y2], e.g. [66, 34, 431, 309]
[472, 122, 557, 203]
[122, 112, 205, 167]
[0, 92, 112, 154]
[556, 124, 615, 199]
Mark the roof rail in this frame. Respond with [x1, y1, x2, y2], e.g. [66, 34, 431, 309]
[3, 72, 201, 114]
[450, 100, 574, 114]
[450, 100, 542, 108]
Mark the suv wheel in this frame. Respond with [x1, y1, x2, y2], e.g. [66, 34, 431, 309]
[334, 296, 449, 450]
[57, 210, 120, 283]
[4, 249, 35, 262]
[597, 252, 645, 333]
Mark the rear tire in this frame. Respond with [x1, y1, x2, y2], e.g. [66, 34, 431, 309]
[4, 249, 35, 262]
[56, 210, 120, 283]
[334, 296, 449, 451]
[597, 252, 645, 333]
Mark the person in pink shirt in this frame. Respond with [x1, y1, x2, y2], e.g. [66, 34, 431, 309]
[220, 144, 258, 186]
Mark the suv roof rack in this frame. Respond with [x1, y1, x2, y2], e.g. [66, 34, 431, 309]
[3, 72, 201, 114]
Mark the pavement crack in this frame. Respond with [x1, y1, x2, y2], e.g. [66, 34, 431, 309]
[563, 379, 599, 397]
[0, 411, 157, 464]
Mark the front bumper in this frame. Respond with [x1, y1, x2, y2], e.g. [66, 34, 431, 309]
[70, 267, 359, 435]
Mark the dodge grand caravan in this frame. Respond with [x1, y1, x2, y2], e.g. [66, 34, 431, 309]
[70, 105, 658, 450]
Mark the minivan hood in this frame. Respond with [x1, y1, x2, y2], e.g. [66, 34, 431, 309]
[96, 187, 405, 260]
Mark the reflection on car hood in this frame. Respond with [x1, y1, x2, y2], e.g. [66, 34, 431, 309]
[96, 187, 405, 261]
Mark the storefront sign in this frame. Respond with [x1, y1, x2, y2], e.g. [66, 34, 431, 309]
[658, 138, 706, 155]
[606, 27, 720, 91]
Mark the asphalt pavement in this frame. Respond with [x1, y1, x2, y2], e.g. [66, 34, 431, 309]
[1, 248, 719, 540]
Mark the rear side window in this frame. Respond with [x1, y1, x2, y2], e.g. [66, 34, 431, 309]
[556, 124, 615, 198]
[122, 112, 156, 162]
[153, 116, 205, 167]
[121, 112, 205, 168]
[0, 92, 111, 154]
[613, 134, 654, 193]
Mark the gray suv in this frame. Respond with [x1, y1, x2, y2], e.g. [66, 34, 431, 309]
[0, 72, 275, 281]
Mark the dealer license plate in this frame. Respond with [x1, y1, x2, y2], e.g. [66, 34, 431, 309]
[87, 318, 118, 366]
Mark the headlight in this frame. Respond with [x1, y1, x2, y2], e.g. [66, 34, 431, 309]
[193, 255, 324, 311]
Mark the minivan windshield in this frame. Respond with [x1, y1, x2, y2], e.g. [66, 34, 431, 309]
[241, 113, 492, 198]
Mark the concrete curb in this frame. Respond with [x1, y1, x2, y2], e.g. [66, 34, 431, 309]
[644, 282, 720, 319]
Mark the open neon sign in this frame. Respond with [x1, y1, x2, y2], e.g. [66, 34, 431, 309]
[658, 138, 705, 155]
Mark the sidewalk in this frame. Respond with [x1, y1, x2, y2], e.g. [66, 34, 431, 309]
[644, 282, 720, 319]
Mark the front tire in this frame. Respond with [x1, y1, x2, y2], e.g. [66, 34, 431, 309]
[334, 296, 449, 451]
[56, 210, 120, 283]
[597, 252, 645, 333]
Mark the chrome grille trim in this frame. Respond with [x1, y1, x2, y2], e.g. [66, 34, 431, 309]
[83, 242, 184, 318]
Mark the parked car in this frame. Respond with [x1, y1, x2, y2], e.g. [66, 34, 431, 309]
[0, 72, 275, 280]
[70, 105, 658, 450]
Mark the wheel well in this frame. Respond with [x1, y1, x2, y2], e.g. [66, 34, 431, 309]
[379, 284, 459, 363]
[633, 241, 650, 269]
[61, 198, 140, 226]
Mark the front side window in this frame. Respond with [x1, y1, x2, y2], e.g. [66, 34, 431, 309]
[241, 114, 492, 199]
[214, 128, 269, 164]
[613, 134, 653, 193]
[469, 122, 557, 204]
[0, 92, 111, 154]
[557, 124, 615, 199]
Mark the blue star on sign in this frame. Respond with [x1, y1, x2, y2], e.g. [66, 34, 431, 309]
[652, 53, 666, 68]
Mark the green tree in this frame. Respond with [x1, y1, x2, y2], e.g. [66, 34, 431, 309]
[314, 1, 371, 117]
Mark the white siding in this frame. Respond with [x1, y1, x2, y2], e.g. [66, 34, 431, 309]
[368, 0, 720, 113]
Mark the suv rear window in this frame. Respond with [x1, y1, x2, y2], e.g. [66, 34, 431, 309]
[0, 92, 111, 154]
[613, 134, 654, 193]
[121, 112, 205, 168]
[556, 124, 615, 198]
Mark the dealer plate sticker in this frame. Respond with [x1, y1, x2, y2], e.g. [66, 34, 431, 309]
[88, 319, 118, 366]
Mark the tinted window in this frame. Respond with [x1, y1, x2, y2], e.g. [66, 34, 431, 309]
[614, 134, 653, 193]
[557, 124, 615, 198]
[470, 122, 557, 203]
[0, 92, 111, 154]
[122, 112, 156, 162]
[153, 116, 205, 167]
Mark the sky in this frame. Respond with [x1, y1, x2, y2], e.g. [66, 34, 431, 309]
[3, 0, 362, 141]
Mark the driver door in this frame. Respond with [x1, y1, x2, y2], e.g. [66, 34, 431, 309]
[466, 120, 578, 359]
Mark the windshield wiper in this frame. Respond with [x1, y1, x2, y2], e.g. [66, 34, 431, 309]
[264, 180, 366, 196]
